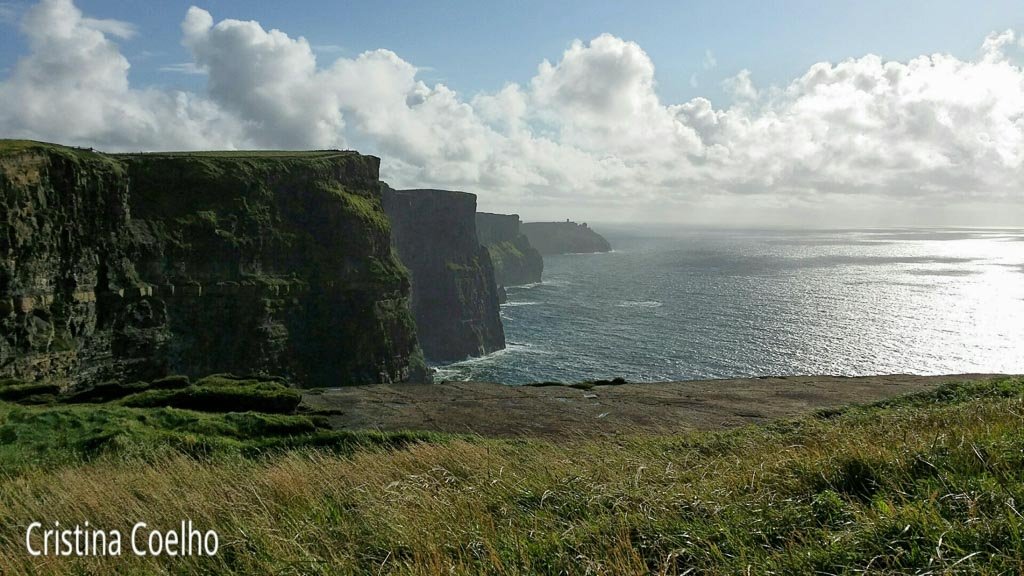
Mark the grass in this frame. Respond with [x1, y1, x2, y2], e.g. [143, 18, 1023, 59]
[115, 375, 303, 414]
[0, 141, 358, 159]
[0, 139, 126, 177]
[0, 392, 446, 475]
[113, 150, 357, 158]
[0, 140, 104, 157]
[486, 240, 525, 269]
[0, 380, 61, 403]
[0, 377, 1022, 574]
[1, 374, 303, 414]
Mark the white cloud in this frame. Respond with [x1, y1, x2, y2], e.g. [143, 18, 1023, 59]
[722, 69, 758, 101]
[703, 49, 717, 70]
[531, 34, 661, 127]
[159, 62, 206, 74]
[471, 84, 528, 130]
[81, 15, 136, 39]
[982, 29, 1015, 60]
[1, 0, 1023, 224]
[0, 0, 247, 150]
[179, 6, 345, 149]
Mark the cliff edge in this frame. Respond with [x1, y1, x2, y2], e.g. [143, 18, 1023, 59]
[381, 187, 505, 361]
[475, 213, 543, 291]
[521, 221, 611, 255]
[0, 141, 428, 388]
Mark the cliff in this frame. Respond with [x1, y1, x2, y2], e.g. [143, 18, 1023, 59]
[381, 186, 505, 361]
[475, 213, 543, 290]
[521, 221, 612, 255]
[1, 142, 150, 386]
[0, 140, 428, 388]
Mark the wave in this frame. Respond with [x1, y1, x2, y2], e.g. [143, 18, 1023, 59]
[501, 301, 540, 307]
[431, 343, 550, 374]
[615, 300, 662, 308]
[561, 249, 616, 256]
[507, 279, 572, 290]
[430, 366, 464, 381]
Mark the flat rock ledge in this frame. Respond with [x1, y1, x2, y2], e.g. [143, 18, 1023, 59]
[301, 373, 1009, 438]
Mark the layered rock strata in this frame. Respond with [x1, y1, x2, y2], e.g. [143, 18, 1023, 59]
[475, 213, 543, 292]
[1, 141, 427, 388]
[381, 186, 505, 361]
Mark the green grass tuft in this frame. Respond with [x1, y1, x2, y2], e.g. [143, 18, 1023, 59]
[114, 375, 301, 414]
[0, 377, 1022, 574]
[0, 380, 61, 402]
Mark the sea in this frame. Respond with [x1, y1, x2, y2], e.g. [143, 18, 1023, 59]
[433, 226, 1024, 384]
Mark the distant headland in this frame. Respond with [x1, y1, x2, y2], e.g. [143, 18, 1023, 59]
[521, 220, 612, 255]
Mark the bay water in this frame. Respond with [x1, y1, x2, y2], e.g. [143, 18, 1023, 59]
[435, 227, 1024, 384]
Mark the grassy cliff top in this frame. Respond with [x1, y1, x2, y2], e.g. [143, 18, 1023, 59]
[0, 139, 81, 154]
[0, 139, 367, 161]
[113, 149, 362, 159]
[0, 139, 113, 161]
[392, 187, 478, 201]
[0, 140, 127, 178]
[0, 140, 380, 185]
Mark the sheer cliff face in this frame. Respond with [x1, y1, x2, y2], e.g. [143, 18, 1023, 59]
[475, 213, 543, 287]
[521, 221, 612, 255]
[0, 141, 427, 388]
[1, 143, 158, 385]
[381, 187, 505, 361]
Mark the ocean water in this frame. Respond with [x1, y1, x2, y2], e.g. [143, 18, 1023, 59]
[434, 227, 1024, 384]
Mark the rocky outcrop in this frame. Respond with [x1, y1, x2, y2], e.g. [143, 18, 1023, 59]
[1, 141, 428, 388]
[475, 213, 543, 291]
[381, 186, 505, 361]
[521, 221, 612, 255]
[1, 142, 152, 386]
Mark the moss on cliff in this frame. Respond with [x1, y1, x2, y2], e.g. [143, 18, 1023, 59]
[476, 213, 544, 288]
[2, 141, 428, 388]
[486, 240, 525, 271]
[118, 151, 426, 386]
[1, 141, 152, 386]
[381, 187, 505, 361]
[116, 375, 301, 414]
[0, 140, 122, 166]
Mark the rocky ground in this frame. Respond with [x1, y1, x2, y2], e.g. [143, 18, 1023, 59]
[301, 373, 1006, 437]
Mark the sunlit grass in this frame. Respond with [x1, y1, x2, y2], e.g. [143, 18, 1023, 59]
[1, 378, 1022, 574]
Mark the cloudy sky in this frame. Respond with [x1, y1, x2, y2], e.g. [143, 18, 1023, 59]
[1, 0, 1023, 225]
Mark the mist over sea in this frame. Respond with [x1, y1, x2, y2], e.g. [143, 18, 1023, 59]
[435, 226, 1024, 384]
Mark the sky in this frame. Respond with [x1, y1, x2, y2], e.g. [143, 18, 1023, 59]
[1, 0, 1023, 225]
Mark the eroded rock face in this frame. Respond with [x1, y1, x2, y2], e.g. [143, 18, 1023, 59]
[521, 221, 612, 255]
[1, 141, 428, 388]
[475, 213, 543, 290]
[0, 143, 168, 385]
[381, 186, 505, 361]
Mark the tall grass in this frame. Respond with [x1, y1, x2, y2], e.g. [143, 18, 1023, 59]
[1, 378, 1023, 574]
